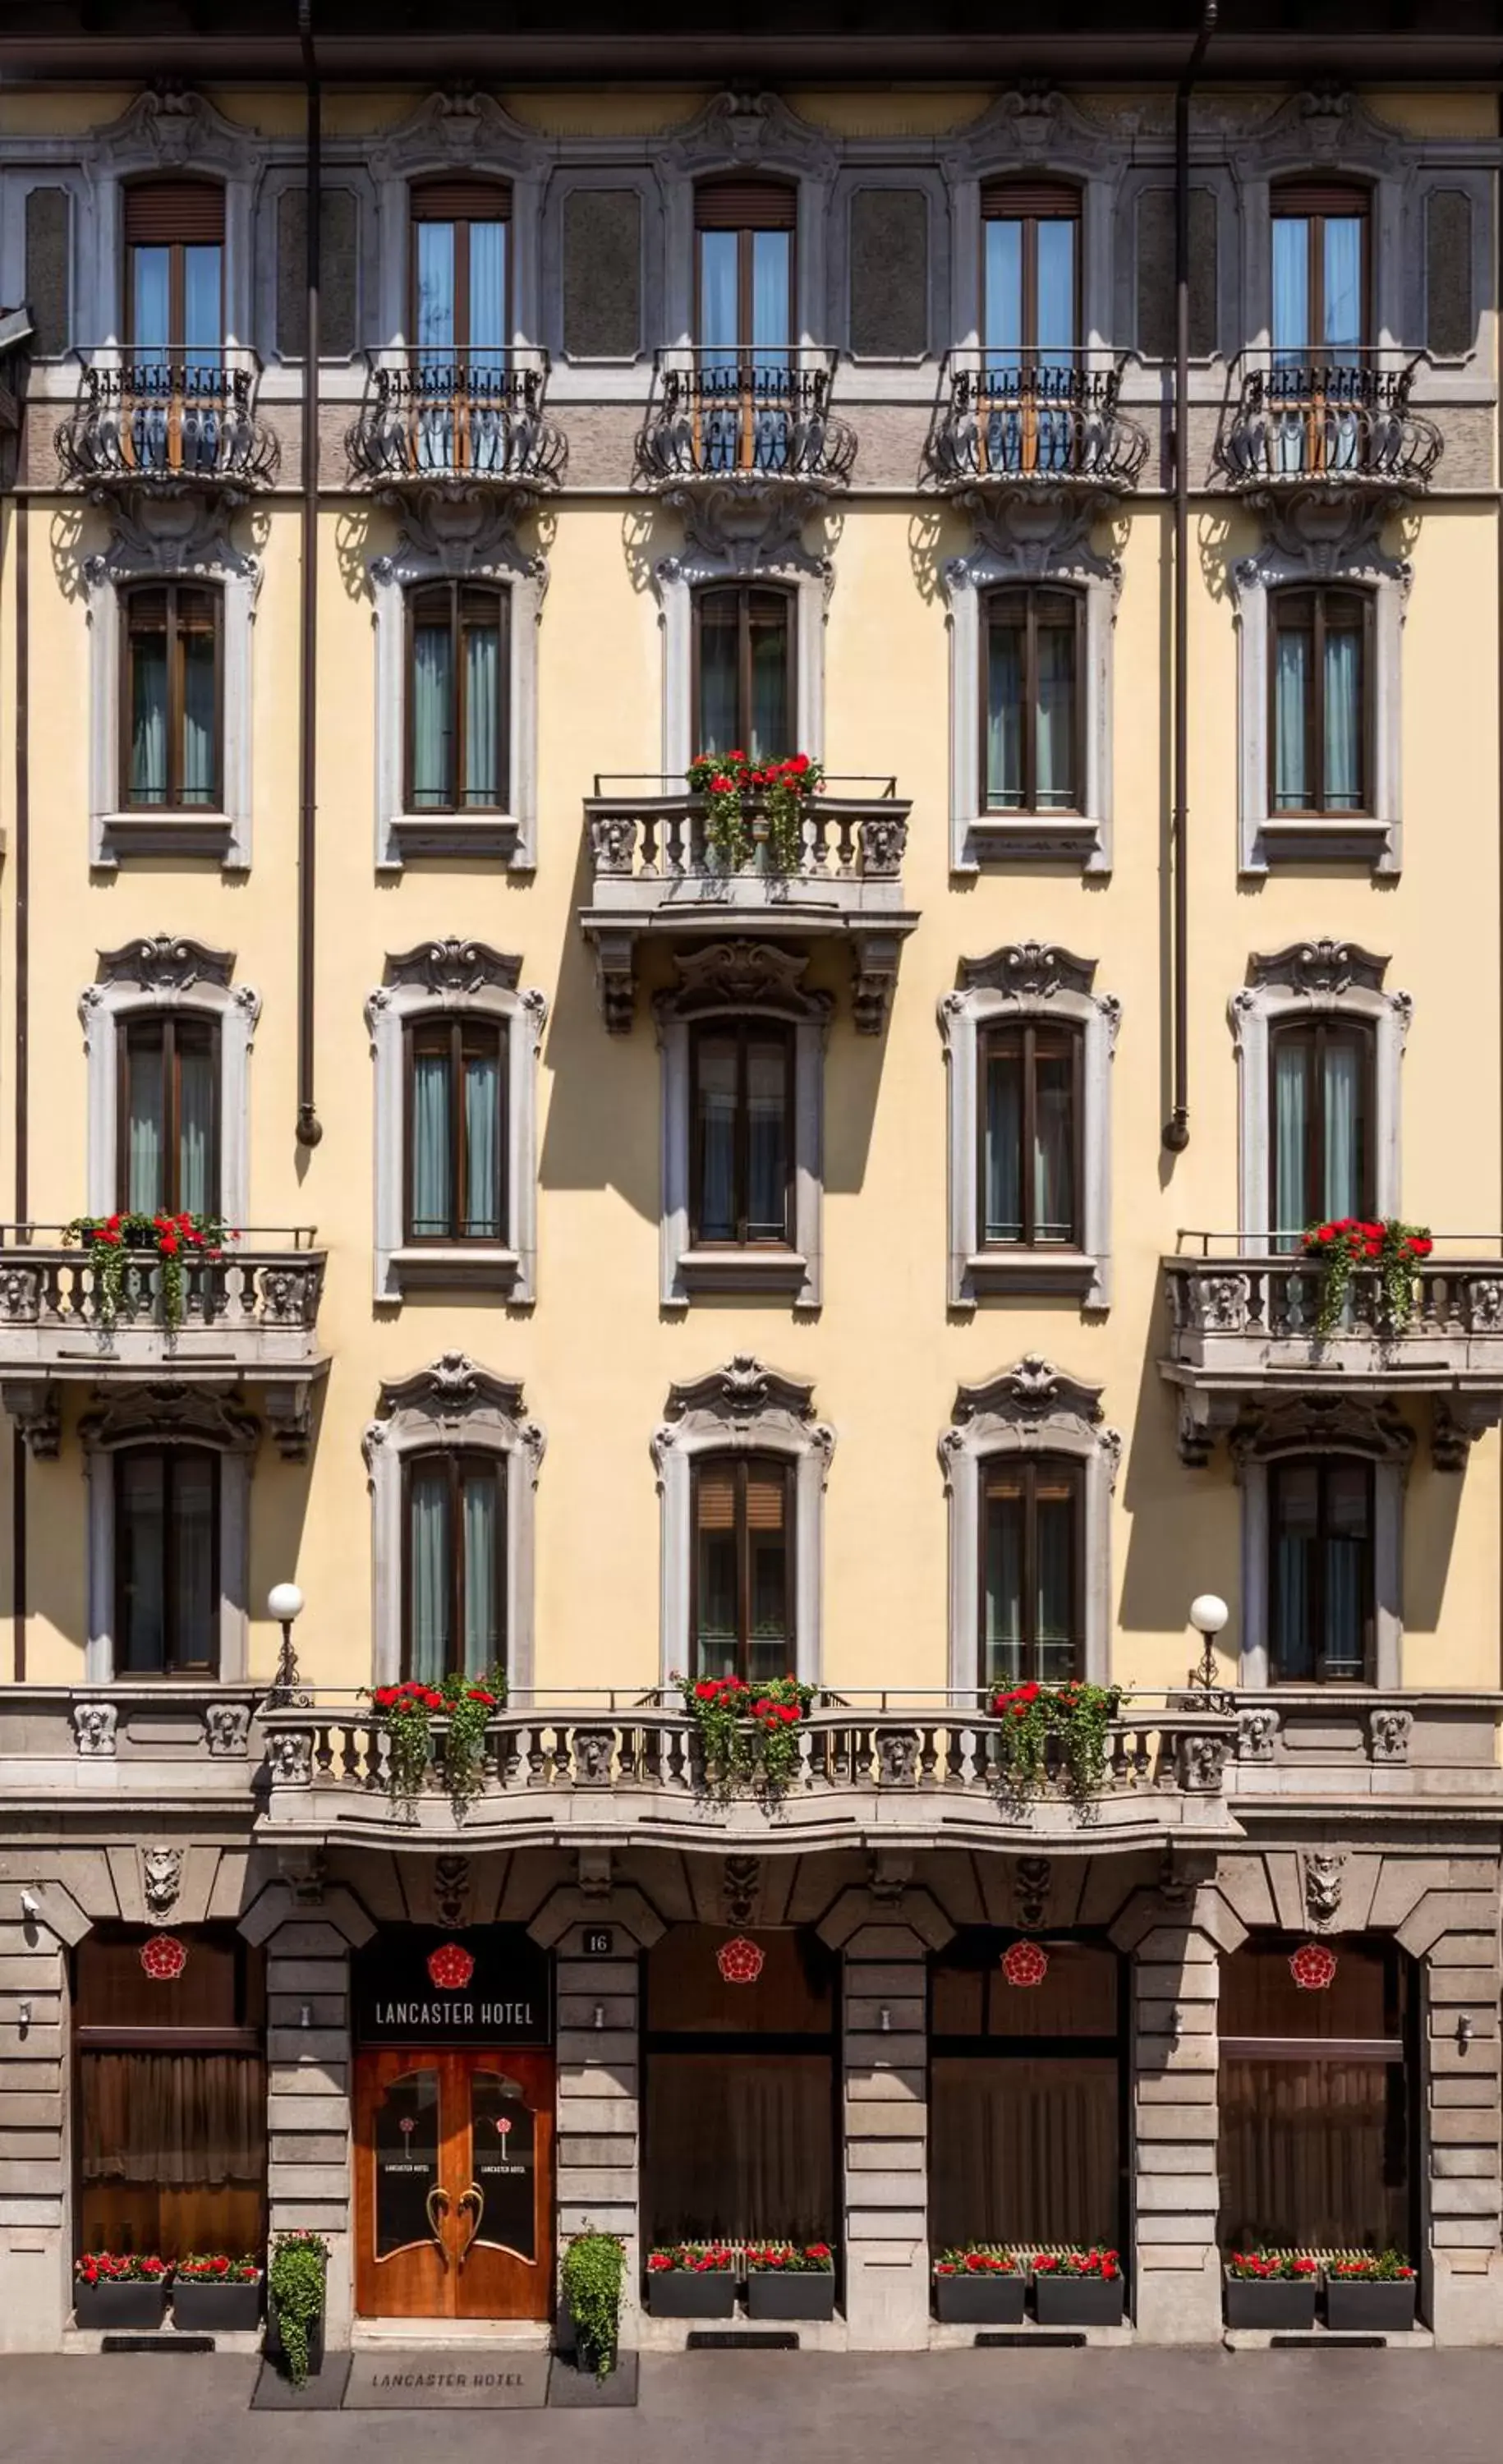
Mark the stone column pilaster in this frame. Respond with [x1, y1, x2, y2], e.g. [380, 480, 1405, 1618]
[840, 1922, 931, 2348]
[1115, 1889, 1230, 2345]
[0, 1881, 88, 2351]
[1411, 1899, 1503, 2345]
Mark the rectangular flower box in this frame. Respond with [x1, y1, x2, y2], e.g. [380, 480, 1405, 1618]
[646, 2271, 738, 2319]
[74, 2278, 170, 2331]
[265, 2301, 324, 2378]
[1325, 2278, 1416, 2334]
[1224, 2273, 1317, 2333]
[747, 2274, 836, 2322]
[935, 2273, 1027, 2326]
[1034, 2273, 1124, 2328]
[172, 2276, 262, 2333]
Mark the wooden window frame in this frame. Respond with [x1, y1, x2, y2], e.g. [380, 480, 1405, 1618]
[981, 585, 1085, 815]
[1267, 1014, 1376, 1230]
[1267, 1454, 1377, 1687]
[122, 180, 226, 359]
[978, 1453, 1084, 1687]
[402, 1014, 508, 1247]
[403, 579, 510, 816]
[977, 1018, 1084, 1250]
[692, 179, 797, 352]
[116, 1011, 222, 1218]
[1267, 586, 1372, 817]
[688, 1451, 797, 1685]
[691, 582, 797, 759]
[687, 1017, 795, 1250]
[113, 1445, 222, 1679]
[980, 180, 1082, 358]
[119, 582, 224, 816]
[408, 179, 512, 356]
[399, 1447, 508, 1684]
[1270, 182, 1372, 355]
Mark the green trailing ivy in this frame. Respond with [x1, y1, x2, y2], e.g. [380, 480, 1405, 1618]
[1300, 1217, 1433, 1338]
[677, 1671, 815, 1796]
[64, 1209, 234, 1332]
[687, 751, 823, 874]
[366, 1668, 508, 1811]
[990, 1680, 1124, 1800]
[268, 2231, 327, 2388]
[561, 2230, 627, 2379]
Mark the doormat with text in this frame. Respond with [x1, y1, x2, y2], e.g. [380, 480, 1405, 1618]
[342, 2351, 550, 2409]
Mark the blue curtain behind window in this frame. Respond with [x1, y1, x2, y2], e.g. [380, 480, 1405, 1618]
[411, 1050, 452, 1236]
[462, 1050, 502, 1240]
[407, 1464, 450, 1683]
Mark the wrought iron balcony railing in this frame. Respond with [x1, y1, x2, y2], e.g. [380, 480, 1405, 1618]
[55, 352, 278, 490]
[345, 349, 567, 490]
[924, 352, 1149, 495]
[636, 347, 857, 490]
[1214, 354, 1443, 494]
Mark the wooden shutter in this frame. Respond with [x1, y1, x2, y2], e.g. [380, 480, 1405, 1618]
[694, 177, 797, 231]
[696, 1463, 738, 1529]
[410, 177, 511, 223]
[744, 1463, 787, 1531]
[123, 179, 224, 245]
[1271, 182, 1370, 218]
[981, 178, 1079, 221]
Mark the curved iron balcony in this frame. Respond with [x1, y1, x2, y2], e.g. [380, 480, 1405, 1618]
[636, 347, 857, 491]
[346, 349, 567, 490]
[924, 351, 1148, 497]
[55, 352, 278, 490]
[1214, 354, 1442, 496]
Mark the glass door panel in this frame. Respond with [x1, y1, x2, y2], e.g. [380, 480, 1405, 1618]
[455, 2053, 553, 2319]
[356, 2053, 451, 2318]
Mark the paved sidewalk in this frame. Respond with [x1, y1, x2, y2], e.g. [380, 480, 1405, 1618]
[5, 2348, 1503, 2464]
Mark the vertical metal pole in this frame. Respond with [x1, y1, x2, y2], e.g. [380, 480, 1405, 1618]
[296, 3, 323, 1150]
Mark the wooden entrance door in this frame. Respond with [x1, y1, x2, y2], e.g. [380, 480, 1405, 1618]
[354, 2048, 554, 2319]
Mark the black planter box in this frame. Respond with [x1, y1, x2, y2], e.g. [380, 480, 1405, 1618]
[1325, 2278, 1417, 2334]
[173, 2278, 263, 2333]
[1034, 2273, 1125, 2328]
[646, 2272, 738, 2319]
[1224, 2274, 1318, 2332]
[935, 2273, 1027, 2325]
[747, 2274, 836, 2322]
[266, 2301, 325, 2379]
[74, 2278, 170, 2331]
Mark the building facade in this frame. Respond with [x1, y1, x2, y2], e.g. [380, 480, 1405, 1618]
[0, 6, 1501, 2355]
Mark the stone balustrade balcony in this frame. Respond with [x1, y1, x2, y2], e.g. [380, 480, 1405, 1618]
[345, 349, 567, 493]
[635, 347, 857, 497]
[579, 776, 917, 1032]
[55, 350, 278, 491]
[1213, 352, 1442, 500]
[923, 351, 1149, 501]
[1161, 1236, 1503, 1466]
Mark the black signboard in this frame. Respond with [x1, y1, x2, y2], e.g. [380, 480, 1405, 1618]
[470, 2068, 537, 2261]
[353, 1927, 553, 2048]
[581, 1928, 615, 1957]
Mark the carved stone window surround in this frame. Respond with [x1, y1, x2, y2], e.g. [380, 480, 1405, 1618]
[81, 1386, 259, 1684]
[80, 90, 262, 356]
[938, 90, 1123, 361]
[656, 91, 839, 350]
[80, 936, 260, 1229]
[650, 1355, 834, 1686]
[940, 942, 1119, 1313]
[1230, 1397, 1413, 1690]
[366, 93, 550, 355]
[362, 1354, 545, 1693]
[1230, 940, 1409, 1244]
[939, 1357, 1121, 1693]
[1230, 92, 1409, 371]
[1230, 496, 1407, 877]
[85, 494, 260, 872]
[653, 486, 830, 783]
[369, 490, 545, 870]
[654, 944, 832, 1314]
[365, 940, 547, 1304]
[941, 494, 1119, 876]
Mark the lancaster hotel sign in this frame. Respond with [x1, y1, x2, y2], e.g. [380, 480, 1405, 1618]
[352, 1928, 554, 2046]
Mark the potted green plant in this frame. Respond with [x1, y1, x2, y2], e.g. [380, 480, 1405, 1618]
[73, 2251, 171, 2329]
[266, 2231, 328, 2384]
[1324, 2251, 1417, 2333]
[676, 1673, 815, 1798]
[745, 2242, 836, 2322]
[1032, 2247, 1125, 2328]
[645, 2243, 738, 2319]
[932, 2247, 1026, 2326]
[366, 1668, 506, 1812]
[561, 2231, 627, 2378]
[1223, 2250, 1319, 2331]
[172, 2252, 262, 2333]
[64, 1209, 235, 1331]
[989, 1682, 1124, 1801]
[1300, 1218, 1432, 1336]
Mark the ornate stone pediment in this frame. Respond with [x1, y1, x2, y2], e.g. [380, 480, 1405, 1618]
[92, 85, 257, 178]
[653, 942, 833, 1025]
[1230, 85, 1407, 183]
[93, 934, 236, 996]
[659, 88, 838, 182]
[370, 485, 546, 590]
[381, 941, 523, 1000]
[940, 84, 1119, 182]
[369, 89, 546, 183]
[80, 1386, 260, 1455]
[1228, 1395, 1416, 1471]
[82, 491, 261, 593]
[661, 1354, 820, 1431]
[1243, 940, 1390, 1000]
[959, 942, 1098, 1003]
[953, 1355, 1105, 1432]
[366, 1354, 537, 1446]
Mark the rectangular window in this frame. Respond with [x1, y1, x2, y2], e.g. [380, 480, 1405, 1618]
[406, 1018, 507, 1244]
[690, 1020, 793, 1248]
[123, 178, 224, 364]
[122, 584, 222, 812]
[404, 1450, 506, 1683]
[407, 582, 509, 813]
[118, 1014, 220, 1218]
[695, 178, 795, 358]
[1271, 185, 1369, 361]
[979, 1022, 1080, 1248]
[694, 584, 793, 764]
[1270, 588, 1369, 818]
[1270, 1018, 1372, 1242]
[115, 1446, 219, 1676]
[411, 179, 510, 361]
[983, 587, 1082, 813]
[691, 1455, 793, 1685]
[981, 181, 1079, 365]
[981, 1456, 1082, 1689]
[1269, 1456, 1374, 1685]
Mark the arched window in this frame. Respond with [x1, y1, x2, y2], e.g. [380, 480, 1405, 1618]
[693, 582, 794, 761]
[406, 581, 509, 814]
[115, 1445, 220, 1676]
[402, 1447, 507, 1684]
[1269, 586, 1371, 817]
[691, 1452, 794, 1685]
[981, 1453, 1083, 1688]
[1269, 1454, 1374, 1685]
[1268, 1012, 1375, 1241]
[982, 585, 1083, 814]
[121, 582, 222, 814]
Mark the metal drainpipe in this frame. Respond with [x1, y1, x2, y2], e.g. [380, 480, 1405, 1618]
[1163, 0, 1217, 1154]
[11, 499, 26, 1680]
[296, 0, 323, 1149]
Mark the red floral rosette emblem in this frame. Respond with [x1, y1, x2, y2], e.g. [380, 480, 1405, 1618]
[1289, 1940, 1338, 1992]
[1000, 1939, 1050, 1989]
[140, 1933, 188, 1982]
[717, 1935, 765, 1986]
[427, 1941, 476, 1992]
